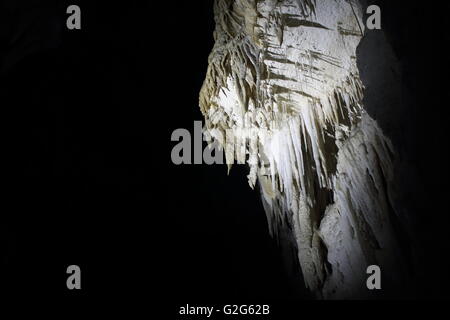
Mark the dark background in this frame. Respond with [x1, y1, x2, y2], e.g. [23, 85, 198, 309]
[1, 0, 450, 313]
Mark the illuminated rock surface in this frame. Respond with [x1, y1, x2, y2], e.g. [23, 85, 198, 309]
[200, 0, 406, 298]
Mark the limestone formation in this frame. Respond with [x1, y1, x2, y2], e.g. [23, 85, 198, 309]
[200, 0, 406, 299]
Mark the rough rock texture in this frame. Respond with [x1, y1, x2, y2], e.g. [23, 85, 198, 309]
[200, 0, 407, 299]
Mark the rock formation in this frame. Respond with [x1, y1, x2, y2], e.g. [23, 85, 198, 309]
[200, 0, 407, 299]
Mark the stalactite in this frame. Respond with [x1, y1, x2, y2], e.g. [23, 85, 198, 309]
[199, 0, 407, 299]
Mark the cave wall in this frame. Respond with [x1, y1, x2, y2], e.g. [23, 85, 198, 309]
[199, 0, 413, 299]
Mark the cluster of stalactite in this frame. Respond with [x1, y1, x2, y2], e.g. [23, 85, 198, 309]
[200, 0, 407, 299]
